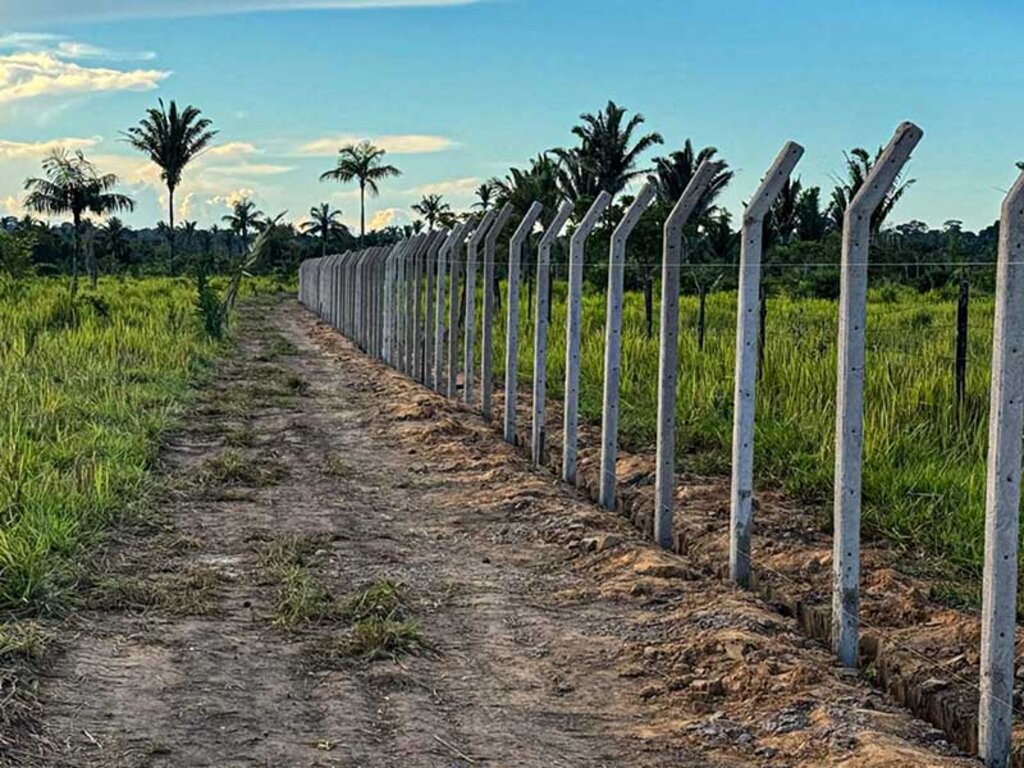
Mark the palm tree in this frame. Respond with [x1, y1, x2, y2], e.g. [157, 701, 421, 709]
[411, 194, 451, 230]
[222, 198, 265, 254]
[301, 202, 348, 257]
[473, 181, 498, 210]
[828, 147, 914, 234]
[553, 146, 601, 209]
[795, 186, 828, 241]
[560, 100, 663, 198]
[23, 149, 134, 291]
[765, 177, 802, 249]
[648, 140, 733, 223]
[123, 99, 217, 275]
[179, 219, 198, 255]
[318, 140, 401, 242]
[102, 216, 130, 271]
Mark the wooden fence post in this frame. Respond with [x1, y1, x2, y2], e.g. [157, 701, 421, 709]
[599, 184, 656, 510]
[833, 122, 923, 667]
[531, 201, 574, 467]
[653, 158, 730, 549]
[562, 191, 611, 484]
[978, 169, 1024, 768]
[482, 203, 514, 421]
[504, 202, 544, 443]
[728, 142, 805, 581]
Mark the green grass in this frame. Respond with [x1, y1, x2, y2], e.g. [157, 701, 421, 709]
[483, 280, 997, 584]
[0, 275, 279, 616]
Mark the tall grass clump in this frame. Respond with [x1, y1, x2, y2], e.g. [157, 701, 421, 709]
[0, 277, 220, 614]
[484, 279, 996, 582]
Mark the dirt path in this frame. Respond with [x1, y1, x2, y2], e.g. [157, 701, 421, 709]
[10, 297, 978, 767]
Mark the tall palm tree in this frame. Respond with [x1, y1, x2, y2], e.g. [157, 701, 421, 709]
[318, 140, 401, 242]
[553, 146, 601, 208]
[648, 140, 733, 223]
[473, 182, 496, 210]
[765, 177, 802, 249]
[560, 100, 663, 198]
[23, 149, 134, 291]
[301, 202, 348, 257]
[828, 147, 914, 234]
[222, 198, 264, 254]
[411, 194, 451, 230]
[123, 99, 217, 275]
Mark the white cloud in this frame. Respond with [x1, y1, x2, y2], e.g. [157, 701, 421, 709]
[0, 136, 101, 159]
[413, 176, 481, 196]
[54, 41, 157, 62]
[0, 196, 26, 218]
[4, 1, 483, 23]
[0, 51, 169, 107]
[204, 141, 258, 158]
[205, 162, 293, 176]
[369, 207, 410, 230]
[209, 189, 257, 209]
[299, 133, 456, 156]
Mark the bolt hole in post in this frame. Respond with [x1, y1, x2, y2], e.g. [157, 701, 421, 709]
[653, 158, 725, 549]
[599, 183, 656, 510]
[726, 142, 804, 577]
[531, 201, 574, 468]
[562, 191, 611, 484]
[503, 202, 544, 444]
[832, 122, 922, 669]
[978, 168, 1024, 768]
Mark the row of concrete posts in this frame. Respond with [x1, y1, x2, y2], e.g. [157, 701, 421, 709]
[299, 122, 1024, 767]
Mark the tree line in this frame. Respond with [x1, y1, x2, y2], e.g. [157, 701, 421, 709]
[0, 98, 1002, 317]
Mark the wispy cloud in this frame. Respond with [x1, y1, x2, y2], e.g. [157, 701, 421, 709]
[0, 52, 169, 107]
[205, 162, 293, 176]
[0, 33, 156, 62]
[412, 176, 481, 196]
[0, 136, 102, 159]
[299, 133, 456, 156]
[5, 0, 483, 23]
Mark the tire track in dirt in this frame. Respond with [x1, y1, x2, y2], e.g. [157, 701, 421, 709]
[13, 297, 977, 767]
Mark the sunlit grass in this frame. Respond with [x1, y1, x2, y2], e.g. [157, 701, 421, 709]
[0, 274, 280, 615]
[484, 279, 995, 580]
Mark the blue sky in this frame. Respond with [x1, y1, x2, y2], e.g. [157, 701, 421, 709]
[0, 0, 1020, 232]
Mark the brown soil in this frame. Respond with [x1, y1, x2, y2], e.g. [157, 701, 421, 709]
[5, 297, 977, 767]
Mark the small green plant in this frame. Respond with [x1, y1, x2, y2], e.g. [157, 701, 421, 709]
[272, 566, 336, 629]
[341, 616, 428, 660]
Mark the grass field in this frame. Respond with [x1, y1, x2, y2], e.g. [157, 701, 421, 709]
[492, 280, 995, 581]
[0, 275, 287, 616]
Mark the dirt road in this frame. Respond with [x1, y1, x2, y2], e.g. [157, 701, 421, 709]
[11, 297, 976, 767]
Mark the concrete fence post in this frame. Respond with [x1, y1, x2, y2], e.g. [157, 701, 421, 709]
[598, 184, 657, 510]
[503, 202, 544, 443]
[728, 142, 805, 578]
[464, 209, 498, 405]
[383, 243, 398, 364]
[832, 121, 923, 667]
[413, 233, 431, 379]
[653, 158, 726, 549]
[481, 203, 515, 421]
[448, 218, 476, 398]
[435, 223, 468, 392]
[562, 192, 611, 485]
[978, 169, 1024, 768]
[423, 230, 447, 386]
[531, 201, 574, 467]
[405, 235, 427, 375]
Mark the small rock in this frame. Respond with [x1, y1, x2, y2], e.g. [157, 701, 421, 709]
[639, 684, 664, 701]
